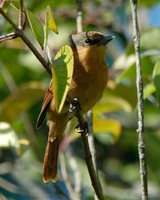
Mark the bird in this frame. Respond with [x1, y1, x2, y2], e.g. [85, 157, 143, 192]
[36, 31, 114, 183]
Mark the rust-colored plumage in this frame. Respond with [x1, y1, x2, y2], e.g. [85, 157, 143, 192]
[37, 31, 114, 182]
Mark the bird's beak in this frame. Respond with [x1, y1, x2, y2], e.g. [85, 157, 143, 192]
[99, 35, 115, 45]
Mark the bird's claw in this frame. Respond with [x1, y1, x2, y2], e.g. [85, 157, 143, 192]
[69, 97, 81, 113]
[76, 121, 88, 134]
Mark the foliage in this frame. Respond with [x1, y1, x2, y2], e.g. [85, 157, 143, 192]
[52, 45, 73, 112]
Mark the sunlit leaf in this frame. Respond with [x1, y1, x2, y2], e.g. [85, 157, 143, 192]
[18, 139, 30, 156]
[0, 122, 19, 148]
[94, 95, 132, 114]
[46, 6, 58, 33]
[9, 0, 20, 10]
[0, 82, 46, 121]
[141, 28, 160, 50]
[127, 28, 160, 55]
[153, 62, 160, 78]
[153, 62, 160, 103]
[0, 122, 30, 155]
[93, 118, 122, 139]
[116, 55, 153, 82]
[26, 10, 44, 48]
[44, 5, 58, 47]
[52, 45, 73, 113]
[144, 83, 156, 99]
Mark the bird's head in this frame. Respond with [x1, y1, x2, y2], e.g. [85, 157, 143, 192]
[70, 31, 114, 62]
[70, 31, 114, 48]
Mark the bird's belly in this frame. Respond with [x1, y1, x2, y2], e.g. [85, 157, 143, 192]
[69, 67, 108, 113]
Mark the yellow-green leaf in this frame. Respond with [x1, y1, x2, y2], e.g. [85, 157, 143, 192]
[44, 5, 58, 47]
[10, 0, 20, 10]
[153, 62, 160, 103]
[93, 95, 132, 115]
[0, 82, 46, 122]
[26, 10, 44, 48]
[46, 5, 58, 33]
[144, 83, 156, 99]
[52, 45, 73, 113]
[93, 118, 122, 139]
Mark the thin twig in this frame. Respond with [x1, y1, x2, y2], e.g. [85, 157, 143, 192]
[76, 0, 83, 33]
[0, 0, 5, 8]
[130, 0, 148, 200]
[18, 0, 23, 30]
[75, 0, 104, 199]
[86, 111, 97, 173]
[86, 111, 99, 200]
[60, 152, 81, 200]
[0, 32, 17, 42]
[70, 99, 104, 200]
[65, 145, 81, 194]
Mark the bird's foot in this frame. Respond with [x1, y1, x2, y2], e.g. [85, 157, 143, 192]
[76, 121, 88, 134]
[69, 97, 81, 113]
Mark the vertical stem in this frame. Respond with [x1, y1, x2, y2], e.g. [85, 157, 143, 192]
[18, 0, 23, 30]
[130, 0, 148, 199]
[86, 111, 100, 200]
[75, 0, 104, 199]
[86, 111, 97, 171]
[76, 0, 83, 33]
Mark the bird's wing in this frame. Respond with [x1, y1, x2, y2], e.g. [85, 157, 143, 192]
[36, 80, 53, 128]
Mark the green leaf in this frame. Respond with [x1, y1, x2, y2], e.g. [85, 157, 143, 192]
[46, 5, 58, 33]
[10, 0, 20, 10]
[52, 45, 73, 113]
[26, 10, 44, 48]
[153, 62, 160, 103]
[144, 83, 156, 99]
[126, 28, 160, 55]
[44, 5, 58, 47]
[0, 82, 46, 122]
[93, 95, 132, 114]
[116, 55, 153, 83]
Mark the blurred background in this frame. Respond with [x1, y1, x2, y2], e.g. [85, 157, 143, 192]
[0, 0, 160, 199]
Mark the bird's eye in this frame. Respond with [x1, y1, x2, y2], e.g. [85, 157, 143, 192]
[84, 38, 91, 44]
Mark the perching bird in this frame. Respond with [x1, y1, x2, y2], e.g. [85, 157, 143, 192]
[37, 31, 114, 182]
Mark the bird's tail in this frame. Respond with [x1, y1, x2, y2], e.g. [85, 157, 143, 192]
[43, 136, 62, 182]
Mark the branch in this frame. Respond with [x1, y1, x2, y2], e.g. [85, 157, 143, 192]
[60, 152, 81, 200]
[70, 99, 104, 200]
[76, 0, 83, 33]
[18, 0, 23, 30]
[86, 111, 97, 170]
[0, 8, 51, 76]
[0, 0, 6, 8]
[0, 32, 17, 42]
[130, 0, 148, 200]
[75, 1, 104, 199]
